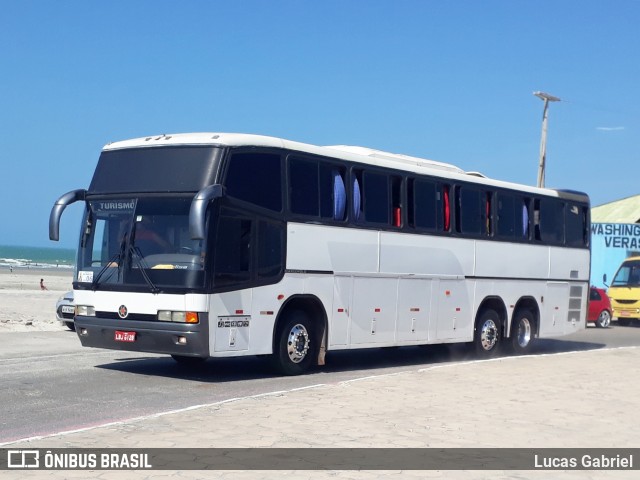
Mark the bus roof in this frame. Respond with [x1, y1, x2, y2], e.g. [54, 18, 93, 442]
[102, 132, 589, 202]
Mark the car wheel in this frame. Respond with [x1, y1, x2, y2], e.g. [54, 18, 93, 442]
[65, 321, 76, 331]
[595, 310, 611, 328]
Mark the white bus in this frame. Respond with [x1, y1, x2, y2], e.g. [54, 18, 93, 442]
[49, 133, 590, 374]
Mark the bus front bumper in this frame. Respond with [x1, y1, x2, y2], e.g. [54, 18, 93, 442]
[74, 315, 210, 357]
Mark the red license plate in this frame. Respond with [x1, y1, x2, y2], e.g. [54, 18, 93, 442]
[115, 330, 136, 342]
[621, 311, 631, 317]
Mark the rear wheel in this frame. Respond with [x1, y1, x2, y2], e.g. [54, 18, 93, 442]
[595, 310, 611, 328]
[510, 309, 535, 353]
[272, 310, 317, 375]
[473, 309, 502, 358]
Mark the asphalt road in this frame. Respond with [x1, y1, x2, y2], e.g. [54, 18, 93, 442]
[2, 322, 639, 444]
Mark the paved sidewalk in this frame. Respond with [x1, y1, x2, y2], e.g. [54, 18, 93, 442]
[5, 347, 640, 479]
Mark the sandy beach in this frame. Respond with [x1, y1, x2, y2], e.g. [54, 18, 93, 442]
[0, 268, 74, 332]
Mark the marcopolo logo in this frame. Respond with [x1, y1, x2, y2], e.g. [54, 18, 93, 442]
[118, 305, 128, 319]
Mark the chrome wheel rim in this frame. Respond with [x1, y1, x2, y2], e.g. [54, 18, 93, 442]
[287, 324, 310, 363]
[480, 319, 498, 351]
[598, 310, 611, 328]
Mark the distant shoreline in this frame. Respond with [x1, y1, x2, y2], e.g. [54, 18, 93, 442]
[2, 266, 74, 278]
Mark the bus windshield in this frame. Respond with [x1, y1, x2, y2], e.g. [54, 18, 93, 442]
[77, 197, 207, 292]
[611, 260, 640, 287]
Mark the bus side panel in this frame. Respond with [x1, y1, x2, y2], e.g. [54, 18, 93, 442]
[287, 223, 378, 273]
[475, 242, 549, 279]
[396, 278, 432, 343]
[330, 275, 352, 347]
[379, 232, 468, 277]
[549, 247, 590, 282]
[209, 288, 253, 355]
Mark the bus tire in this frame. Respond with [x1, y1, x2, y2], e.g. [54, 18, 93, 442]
[272, 310, 316, 376]
[510, 308, 535, 353]
[474, 308, 501, 358]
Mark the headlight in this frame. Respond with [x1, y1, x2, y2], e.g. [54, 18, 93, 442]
[157, 310, 199, 323]
[76, 305, 96, 316]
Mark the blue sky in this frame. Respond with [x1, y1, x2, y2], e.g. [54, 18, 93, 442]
[1, 0, 638, 248]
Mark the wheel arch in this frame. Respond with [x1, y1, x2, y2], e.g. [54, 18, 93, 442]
[511, 296, 540, 337]
[273, 294, 329, 365]
[475, 296, 508, 335]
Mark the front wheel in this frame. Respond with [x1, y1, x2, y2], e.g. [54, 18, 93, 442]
[510, 309, 535, 353]
[595, 310, 611, 328]
[65, 321, 76, 331]
[272, 311, 317, 375]
[473, 309, 502, 358]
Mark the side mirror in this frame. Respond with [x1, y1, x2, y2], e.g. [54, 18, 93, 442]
[49, 189, 86, 241]
[189, 184, 224, 240]
[603, 273, 609, 288]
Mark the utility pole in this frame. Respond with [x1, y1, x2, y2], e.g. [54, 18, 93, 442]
[533, 91, 561, 188]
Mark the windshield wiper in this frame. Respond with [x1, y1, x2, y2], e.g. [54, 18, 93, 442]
[129, 245, 160, 294]
[91, 251, 121, 290]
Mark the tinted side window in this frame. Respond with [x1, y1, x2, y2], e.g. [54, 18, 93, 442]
[363, 171, 389, 224]
[288, 157, 346, 221]
[225, 152, 282, 211]
[497, 194, 529, 239]
[497, 194, 516, 238]
[256, 220, 284, 281]
[537, 199, 564, 244]
[213, 211, 252, 288]
[565, 203, 588, 247]
[213, 208, 285, 289]
[289, 158, 318, 216]
[409, 178, 438, 230]
[456, 186, 483, 235]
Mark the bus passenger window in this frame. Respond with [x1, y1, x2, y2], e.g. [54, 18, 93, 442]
[537, 199, 564, 244]
[331, 168, 346, 221]
[485, 192, 493, 236]
[352, 172, 362, 221]
[409, 179, 438, 231]
[565, 203, 587, 247]
[225, 152, 282, 212]
[456, 186, 483, 235]
[392, 176, 402, 227]
[362, 171, 390, 224]
[289, 158, 319, 216]
[443, 185, 450, 231]
[522, 200, 530, 239]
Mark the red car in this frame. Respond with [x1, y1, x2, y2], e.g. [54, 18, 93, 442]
[588, 286, 612, 328]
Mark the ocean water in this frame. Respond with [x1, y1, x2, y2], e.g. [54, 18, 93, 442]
[0, 245, 76, 269]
